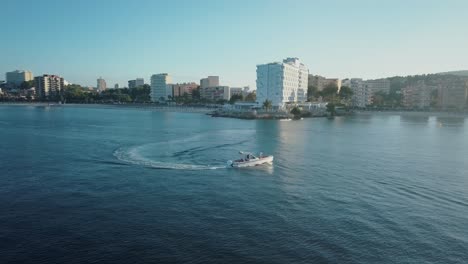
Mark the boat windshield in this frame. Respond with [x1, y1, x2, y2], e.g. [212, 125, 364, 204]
[246, 154, 257, 160]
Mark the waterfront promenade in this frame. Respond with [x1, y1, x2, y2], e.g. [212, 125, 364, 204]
[0, 102, 214, 114]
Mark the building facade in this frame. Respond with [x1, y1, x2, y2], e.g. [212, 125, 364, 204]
[349, 78, 373, 108]
[402, 81, 434, 109]
[201, 86, 230, 101]
[438, 80, 468, 110]
[135, 78, 144, 87]
[168, 82, 199, 98]
[6, 70, 33, 86]
[228, 86, 252, 100]
[308, 75, 341, 91]
[200, 76, 219, 89]
[34, 74, 64, 99]
[150, 73, 172, 102]
[128, 80, 136, 89]
[365, 79, 390, 94]
[128, 78, 145, 89]
[229, 87, 243, 98]
[97, 77, 107, 91]
[256, 57, 308, 108]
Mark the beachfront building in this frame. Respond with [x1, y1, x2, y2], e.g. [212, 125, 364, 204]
[200, 76, 219, 89]
[97, 77, 107, 91]
[402, 81, 434, 109]
[168, 82, 199, 98]
[201, 86, 230, 101]
[6, 70, 33, 87]
[34, 74, 64, 99]
[230, 87, 243, 98]
[242, 86, 251, 98]
[128, 78, 144, 89]
[229, 86, 251, 99]
[308, 74, 341, 91]
[150, 73, 172, 102]
[341, 79, 351, 88]
[256, 57, 309, 108]
[200, 76, 230, 101]
[349, 78, 372, 108]
[438, 80, 468, 110]
[365, 79, 390, 94]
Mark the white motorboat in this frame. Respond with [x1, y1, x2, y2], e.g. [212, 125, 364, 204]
[227, 151, 274, 168]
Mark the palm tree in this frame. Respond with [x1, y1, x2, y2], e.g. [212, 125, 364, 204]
[262, 99, 272, 111]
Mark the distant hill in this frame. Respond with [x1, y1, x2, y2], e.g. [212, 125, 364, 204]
[437, 70, 468, 77]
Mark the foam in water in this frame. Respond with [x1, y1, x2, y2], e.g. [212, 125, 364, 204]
[113, 144, 226, 171]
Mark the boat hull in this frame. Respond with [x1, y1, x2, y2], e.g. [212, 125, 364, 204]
[231, 156, 274, 168]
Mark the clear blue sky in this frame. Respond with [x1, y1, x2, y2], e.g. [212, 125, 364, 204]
[2, 0, 468, 88]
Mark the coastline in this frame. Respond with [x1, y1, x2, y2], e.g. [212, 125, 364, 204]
[1, 102, 467, 118]
[354, 110, 468, 118]
[0, 102, 213, 114]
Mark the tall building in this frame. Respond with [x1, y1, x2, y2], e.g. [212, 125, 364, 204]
[114, 84, 119, 89]
[150, 73, 172, 102]
[128, 78, 144, 89]
[438, 80, 468, 110]
[402, 81, 434, 109]
[97, 77, 107, 91]
[365, 79, 390, 94]
[34, 74, 64, 99]
[6, 70, 33, 86]
[256, 57, 309, 108]
[200, 76, 219, 89]
[349, 78, 372, 108]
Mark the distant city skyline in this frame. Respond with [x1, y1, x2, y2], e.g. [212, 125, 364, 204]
[2, 0, 468, 88]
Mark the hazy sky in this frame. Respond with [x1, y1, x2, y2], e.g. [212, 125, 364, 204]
[2, 0, 468, 88]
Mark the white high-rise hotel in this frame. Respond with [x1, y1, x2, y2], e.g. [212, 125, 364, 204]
[151, 73, 172, 102]
[256, 58, 308, 108]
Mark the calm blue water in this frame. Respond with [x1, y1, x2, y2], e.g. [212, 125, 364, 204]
[1, 105, 467, 263]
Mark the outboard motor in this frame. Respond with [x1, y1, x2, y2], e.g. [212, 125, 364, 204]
[226, 160, 233, 167]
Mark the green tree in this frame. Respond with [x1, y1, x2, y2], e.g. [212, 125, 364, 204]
[321, 84, 339, 102]
[307, 85, 318, 100]
[262, 99, 272, 110]
[372, 91, 387, 106]
[129, 84, 151, 102]
[245, 92, 256, 102]
[216, 99, 228, 104]
[338, 86, 353, 99]
[64, 84, 90, 103]
[290, 106, 301, 118]
[326, 103, 336, 116]
[191, 87, 201, 100]
[20, 80, 35, 89]
[229, 94, 243, 104]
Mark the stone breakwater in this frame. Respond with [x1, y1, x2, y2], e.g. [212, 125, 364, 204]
[209, 110, 329, 120]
